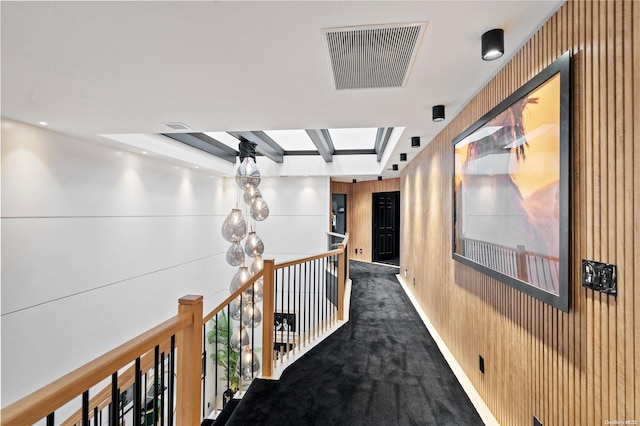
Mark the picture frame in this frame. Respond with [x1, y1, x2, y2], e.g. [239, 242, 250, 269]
[452, 50, 571, 312]
[273, 312, 297, 338]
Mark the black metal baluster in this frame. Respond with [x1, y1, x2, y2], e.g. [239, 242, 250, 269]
[293, 263, 298, 352]
[168, 336, 175, 426]
[226, 305, 231, 394]
[153, 345, 160, 425]
[312, 259, 317, 338]
[82, 390, 89, 426]
[134, 358, 142, 426]
[160, 351, 165, 426]
[93, 406, 98, 426]
[287, 265, 291, 350]
[303, 261, 308, 345]
[297, 263, 301, 348]
[214, 315, 218, 413]
[201, 327, 206, 419]
[251, 281, 255, 379]
[110, 372, 119, 426]
[46, 413, 54, 426]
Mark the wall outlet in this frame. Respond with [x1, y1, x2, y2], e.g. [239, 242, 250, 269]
[404, 269, 408, 277]
[479, 355, 484, 374]
[413, 277, 415, 286]
[359, 248, 363, 254]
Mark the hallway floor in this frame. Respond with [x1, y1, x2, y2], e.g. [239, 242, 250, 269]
[226, 261, 483, 425]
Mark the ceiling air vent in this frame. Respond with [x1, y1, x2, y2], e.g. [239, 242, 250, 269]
[162, 122, 191, 131]
[323, 22, 426, 90]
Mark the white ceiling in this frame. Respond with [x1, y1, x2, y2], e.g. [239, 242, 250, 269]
[1, 0, 564, 181]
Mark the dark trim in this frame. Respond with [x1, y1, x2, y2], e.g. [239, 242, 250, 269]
[161, 133, 237, 164]
[306, 129, 335, 162]
[333, 149, 377, 155]
[374, 127, 393, 162]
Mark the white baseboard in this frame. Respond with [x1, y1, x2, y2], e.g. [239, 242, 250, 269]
[396, 274, 500, 426]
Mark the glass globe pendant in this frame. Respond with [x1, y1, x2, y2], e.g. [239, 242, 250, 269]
[221, 209, 246, 242]
[250, 255, 264, 275]
[250, 196, 270, 221]
[230, 325, 250, 352]
[229, 296, 242, 321]
[243, 185, 261, 206]
[244, 231, 264, 257]
[241, 303, 262, 328]
[226, 242, 245, 266]
[236, 346, 260, 381]
[243, 278, 263, 303]
[235, 157, 261, 190]
[230, 266, 252, 293]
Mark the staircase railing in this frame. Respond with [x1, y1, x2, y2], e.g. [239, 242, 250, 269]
[1, 233, 349, 425]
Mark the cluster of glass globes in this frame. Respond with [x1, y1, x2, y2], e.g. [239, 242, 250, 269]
[219, 155, 270, 381]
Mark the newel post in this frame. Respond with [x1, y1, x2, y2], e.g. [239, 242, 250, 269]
[261, 259, 275, 378]
[337, 244, 346, 321]
[176, 295, 203, 425]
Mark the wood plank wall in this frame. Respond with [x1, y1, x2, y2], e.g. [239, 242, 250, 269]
[400, 1, 638, 425]
[331, 178, 400, 262]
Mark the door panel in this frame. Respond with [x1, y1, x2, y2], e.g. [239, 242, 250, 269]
[372, 191, 399, 262]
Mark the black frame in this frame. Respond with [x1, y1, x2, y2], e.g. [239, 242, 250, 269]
[452, 50, 571, 312]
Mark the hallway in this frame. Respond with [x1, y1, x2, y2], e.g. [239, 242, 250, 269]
[225, 261, 482, 425]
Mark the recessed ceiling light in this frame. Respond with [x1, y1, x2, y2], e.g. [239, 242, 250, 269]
[141, 151, 148, 154]
[194, 166, 199, 169]
[39, 121, 48, 126]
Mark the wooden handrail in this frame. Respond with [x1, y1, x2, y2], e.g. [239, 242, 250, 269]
[203, 270, 264, 323]
[61, 340, 172, 425]
[1, 314, 192, 426]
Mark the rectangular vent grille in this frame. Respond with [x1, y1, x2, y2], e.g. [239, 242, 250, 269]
[324, 23, 426, 90]
[162, 122, 191, 131]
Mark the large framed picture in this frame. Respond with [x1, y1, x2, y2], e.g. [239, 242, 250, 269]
[452, 50, 571, 312]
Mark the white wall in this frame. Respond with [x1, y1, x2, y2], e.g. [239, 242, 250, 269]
[0, 119, 329, 408]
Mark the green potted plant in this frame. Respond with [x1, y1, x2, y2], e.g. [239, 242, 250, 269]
[207, 311, 239, 406]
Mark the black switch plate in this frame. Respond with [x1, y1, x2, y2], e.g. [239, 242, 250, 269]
[582, 259, 617, 295]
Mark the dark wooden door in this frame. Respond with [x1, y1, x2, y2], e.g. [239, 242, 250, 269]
[372, 191, 399, 262]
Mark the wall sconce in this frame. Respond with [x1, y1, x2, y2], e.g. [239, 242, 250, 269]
[482, 29, 504, 61]
[432, 105, 445, 122]
[378, 176, 382, 181]
[411, 136, 420, 147]
[400, 153, 407, 161]
[392, 164, 398, 171]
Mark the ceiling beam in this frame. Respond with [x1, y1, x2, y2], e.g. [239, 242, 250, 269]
[374, 127, 393, 162]
[161, 133, 238, 163]
[229, 131, 284, 163]
[305, 129, 335, 162]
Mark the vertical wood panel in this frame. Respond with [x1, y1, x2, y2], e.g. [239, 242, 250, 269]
[399, 1, 638, 424]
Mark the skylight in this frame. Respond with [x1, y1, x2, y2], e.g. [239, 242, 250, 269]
[263, 130, 315, 151]
[329, 128, 378, 150]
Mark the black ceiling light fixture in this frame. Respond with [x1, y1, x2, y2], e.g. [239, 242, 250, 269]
[432, 105, 445, 122]
[378, 176, 382, 181]
[400, 153, 407, 161]
[481, 28, 504, 61]
[392, 164, 399, 171]
[411, 136, 420, 147]
[352, 178, 357, 183]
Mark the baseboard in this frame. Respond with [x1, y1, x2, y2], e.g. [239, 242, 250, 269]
[396, 274, 500, 426]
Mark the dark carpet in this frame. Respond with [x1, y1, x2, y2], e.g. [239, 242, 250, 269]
[226, 261, 483, 426]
